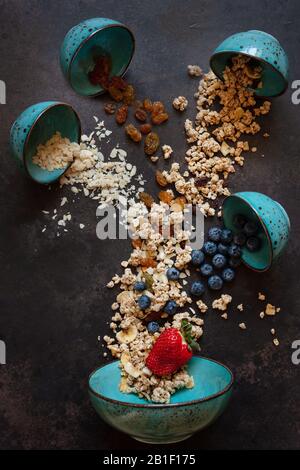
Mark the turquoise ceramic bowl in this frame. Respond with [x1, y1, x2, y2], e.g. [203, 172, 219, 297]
[60, 18, 135, 96]
[89, 356, 233, 444]
[10, 101, 81, 184]
[210, 30, 289, 97]
[222, 192, 290, 272]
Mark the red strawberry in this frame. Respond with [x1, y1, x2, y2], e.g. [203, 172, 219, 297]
[146, 322, 199, 376]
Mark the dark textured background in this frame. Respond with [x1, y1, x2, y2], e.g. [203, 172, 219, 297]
[0, 0, 299, 450]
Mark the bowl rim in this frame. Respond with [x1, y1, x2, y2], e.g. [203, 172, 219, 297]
[88, 355, 234, 409]
[67, 22, 135, 97]
[222, 193, 273, 272]
[209, 51, 288, 97]
[23, 101, 81, 184]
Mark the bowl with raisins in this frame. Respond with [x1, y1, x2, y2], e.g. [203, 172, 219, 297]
[60, 18, 135, 96]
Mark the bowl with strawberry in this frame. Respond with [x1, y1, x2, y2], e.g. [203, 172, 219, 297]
[88, 323, 234, 444]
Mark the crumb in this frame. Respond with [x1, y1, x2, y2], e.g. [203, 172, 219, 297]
[187, 65, 203, 77]
[273, 338, 279, 347]
[162, 145, 173, 160]
[258, 292, 266, 301]
[173, 96, 188, 112]
[239, 322, 246, 330]
[237, 303, 244, 311]
[212, 294, 232, 311]
[259, 311, 265, 319]
[221, 313, 228, 320]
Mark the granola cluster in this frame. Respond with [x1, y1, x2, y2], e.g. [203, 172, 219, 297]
[104, 201, 204, 403]
[163, 55, 271, 216]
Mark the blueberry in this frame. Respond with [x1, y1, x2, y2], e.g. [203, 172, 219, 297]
[208, 226, 222, 242]
[166, 267, 180, 280]
[212, 253, 227, 269]
[246, 236, 261, 252]
[191, 249, 205, 266]
[222, 267, 235, 282]
[220, 228, 233, 244]
[147, 321, 160, 334]
[190, 281, 205, 296]
[228, 243, 241, 258]
[243, 221, 258, 237]
[217, 243, 228, 256]
[208, 275, 223, 290]
[203, 241, 217, 256]
[138, 294, 151, 310]
[233, 232, 247, 246]
[229, 257, 242, 268]
[134, 281, 146, 291]
[200, 263, 214, 277]
[164, 300, 178, 315]
[233, 214, 247, 229]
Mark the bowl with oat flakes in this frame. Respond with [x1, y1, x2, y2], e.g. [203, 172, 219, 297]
[88, 356, 234, 444]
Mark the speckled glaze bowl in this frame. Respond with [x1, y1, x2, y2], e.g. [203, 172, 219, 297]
[210, 30, 289, 97]
[10, 101, 81, 184]
[222, 192, 290, 272]
[60, 18, 135, 96]
[89, 356, 233, 444]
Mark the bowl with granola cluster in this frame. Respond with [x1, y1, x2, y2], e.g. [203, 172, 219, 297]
[210, 30, 289, 97]
[89, 355, 233, 444]
[60, 18, 135, 96]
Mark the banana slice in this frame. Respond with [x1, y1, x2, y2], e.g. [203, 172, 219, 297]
[120, 352, 131, 366]
[124, 361, 140, 378]
[153, 272, 168, 284]
[117, 290, 134, 304]
[116, 324, 138, 344]
[119, 377, 130, 393]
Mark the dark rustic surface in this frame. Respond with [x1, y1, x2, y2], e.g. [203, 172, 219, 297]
[0, 0, 299, 450]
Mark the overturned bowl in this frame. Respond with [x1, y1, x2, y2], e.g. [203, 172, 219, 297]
[88, 356, 233, 444]
[222, 191, 290, 272]
[10, 101, 81, 184]
[210, 30, 289, 97]
[60, 18, 135, 96]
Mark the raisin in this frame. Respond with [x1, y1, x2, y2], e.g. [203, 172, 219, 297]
[140, 123, 152, 135]
[152, 101, 165, 115]
[195, 176, 209, 187]
[158, 190, 174, 204]
[152, 112, 169, 125]
[125, 124, 142, 143]
[115, 105, 128, 124]
[108, 76, 127, 90]
[144, 132, 160, 156]
[104, 103, 116, 115]
[131, 238, 142, 249]
[174, 196, 187, 208]
[89, 55, 111, 88]
[134, 108, 147, 122]
[140, 257, 157, 268]
[123, 85, 135, 105]
[143, 99, 153, 112]
[108, 85, 123, 102]
[139, 191, 154, 208]
[155, 170, 168, 187]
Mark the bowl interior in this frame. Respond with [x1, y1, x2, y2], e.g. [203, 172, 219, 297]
[223, 195, 272, 271]
[89, 356, 233, 406]
[210, 51, 287, 97]
[70, 26, 134, 96]
[25, 104, 81, 184]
